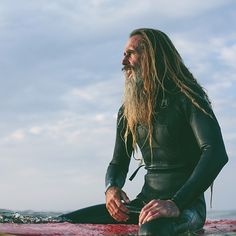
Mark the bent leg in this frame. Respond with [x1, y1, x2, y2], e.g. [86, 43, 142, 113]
[139, 218, 175, 236]
[60, 204, 116, 224]
[174, 196, 206, 234]
[139, 196, 206, 236]
[60, 200, 141, 224]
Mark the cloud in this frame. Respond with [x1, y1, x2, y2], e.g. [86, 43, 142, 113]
[220, 44, 236, 69]
[62, 74, 123, 113]
[29, 126, 43, 135]
[1, 0, 233, 45]
[7, 130, 25, 142]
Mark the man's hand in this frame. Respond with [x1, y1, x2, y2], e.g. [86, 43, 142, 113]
[139, 199, 180, 225]
[105, 186, 130, 222]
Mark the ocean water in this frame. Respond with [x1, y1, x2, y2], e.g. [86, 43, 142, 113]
[207, 210, 236, 220]
[0, 209, 235, 224]
[0, 209, 65, 223]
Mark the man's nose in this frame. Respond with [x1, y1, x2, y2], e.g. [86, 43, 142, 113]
[122, 56, 129, 66]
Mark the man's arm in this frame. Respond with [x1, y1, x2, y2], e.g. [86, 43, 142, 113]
[171, 97, 228, 210]
[105, 107, 133, 221]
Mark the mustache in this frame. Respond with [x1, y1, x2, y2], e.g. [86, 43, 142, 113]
[122, 65, 135, 71]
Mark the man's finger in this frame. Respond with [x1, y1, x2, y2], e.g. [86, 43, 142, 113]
[120, 191, 130, 204]
[139, 202, 160, 225]
[112, 210, 129, 222]
[108, 198, 129, 221]
[114, 198, 129, 214]
[139, 208, 150, 225]
[109, 201, 129, 222]
[142, 200, 159, 211]
[140, 200, 158, 219]
[145, 211, 161, 223]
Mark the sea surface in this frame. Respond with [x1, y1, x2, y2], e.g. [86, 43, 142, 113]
[207, 210, 236, 220]
[0, 209, 236, 224]
[0, 209, 65, 223]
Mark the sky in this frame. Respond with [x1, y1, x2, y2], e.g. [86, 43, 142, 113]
[0, 0, 235, 213]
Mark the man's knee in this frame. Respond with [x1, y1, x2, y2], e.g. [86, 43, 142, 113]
[139, 218, 175, 236]
[139, 222, 154, 236]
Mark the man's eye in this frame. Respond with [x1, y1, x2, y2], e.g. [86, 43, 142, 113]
[125, 51, 135, 57]
[127, 52, 134, 57]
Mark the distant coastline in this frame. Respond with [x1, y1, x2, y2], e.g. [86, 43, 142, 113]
[207, 210, 236, 220]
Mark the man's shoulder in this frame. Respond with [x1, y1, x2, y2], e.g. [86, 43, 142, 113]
[167, 92, 187, 107]
[116, 105, 126, 126]
[117, 105, 124, 118]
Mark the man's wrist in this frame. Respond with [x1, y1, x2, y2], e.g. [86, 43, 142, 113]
[105, 183, 118, 194]
[168, 199, 180, 213]
[170, 198, 179, 208]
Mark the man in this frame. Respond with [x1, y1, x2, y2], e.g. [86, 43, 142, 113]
[62, 28, 228, 236]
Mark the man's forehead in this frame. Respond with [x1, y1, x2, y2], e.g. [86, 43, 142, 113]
[124, 35, 142, 51]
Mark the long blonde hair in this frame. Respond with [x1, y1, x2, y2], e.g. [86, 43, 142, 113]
[123, 28, 211, 150]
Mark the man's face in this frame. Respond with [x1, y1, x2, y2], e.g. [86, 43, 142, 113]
[123, 35, 149, 125]
[122, 35, 142, 79]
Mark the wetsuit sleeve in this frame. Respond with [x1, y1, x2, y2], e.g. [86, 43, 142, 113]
[105, 107, 133, 192]
[171, 98, 228, 210]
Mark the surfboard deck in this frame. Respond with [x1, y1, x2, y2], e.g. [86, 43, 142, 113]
[0, 220, 236, 235]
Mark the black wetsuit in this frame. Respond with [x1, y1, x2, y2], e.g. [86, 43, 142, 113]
[106, 92, 228, 210]
[62, 92, 228, 236]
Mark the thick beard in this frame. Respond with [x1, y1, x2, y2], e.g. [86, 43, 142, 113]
[123, 67, 148, 125]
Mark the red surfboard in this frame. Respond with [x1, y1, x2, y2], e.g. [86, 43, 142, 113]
[0, 220, 236, 235]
